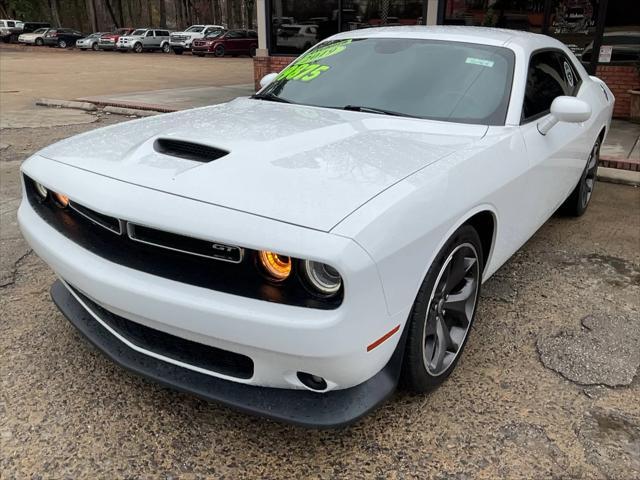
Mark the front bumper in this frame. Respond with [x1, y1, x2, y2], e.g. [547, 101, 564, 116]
[98, 41, 116, 49]
[19, 156, 406, 393]
[51, 279, 403, 428]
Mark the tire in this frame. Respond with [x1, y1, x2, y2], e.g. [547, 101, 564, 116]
[58, 39, 67, 48]
[560, 137, 601, 217]
[249, 46, 257, 57]
[133, 42, 143, 53]
[173, 47, 183, 55]
[214, 44, 225, 57]
[35, 38, 43, 46]
[162, 43, 170, 53]
[92, 42, 99, 51]
[400, 225, 483, 393]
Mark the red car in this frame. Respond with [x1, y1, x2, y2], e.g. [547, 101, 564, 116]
[98, 27, 135, 51]
[192, 29, 258, 57]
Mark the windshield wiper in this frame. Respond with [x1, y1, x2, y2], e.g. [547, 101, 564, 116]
[251, 92, 293, 104]
[343, 105, 417, 118]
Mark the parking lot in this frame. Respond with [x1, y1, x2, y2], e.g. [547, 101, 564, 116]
[1, 46, 639, 479]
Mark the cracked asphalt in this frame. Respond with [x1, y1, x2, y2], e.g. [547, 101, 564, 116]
[1, 52, 640, 479]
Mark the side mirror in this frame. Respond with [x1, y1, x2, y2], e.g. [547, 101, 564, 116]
[537, 96, 591, 135]
[259, 72, 278, 89]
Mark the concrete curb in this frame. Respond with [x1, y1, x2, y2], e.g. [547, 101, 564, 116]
[103, 106, 162, 117]
[597, 167, 640, 187]
[36, 98, 97, 111]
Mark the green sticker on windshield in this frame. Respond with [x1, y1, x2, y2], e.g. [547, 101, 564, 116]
[275, 39, 352, 83]
[466, 57, 494, 67]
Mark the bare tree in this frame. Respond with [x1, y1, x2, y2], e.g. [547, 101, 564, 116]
[49, 0, 62, 27]
[160, 0, 167, 28]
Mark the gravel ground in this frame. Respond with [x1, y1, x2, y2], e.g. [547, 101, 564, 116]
[1, 116, 639, 479]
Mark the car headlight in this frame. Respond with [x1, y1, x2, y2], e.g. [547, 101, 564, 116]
[302, 260, 342, 295]
[259, 251, 292, 281]
[34, 182, 48, 199]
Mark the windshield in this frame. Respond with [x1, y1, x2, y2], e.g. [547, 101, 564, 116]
[186, 26, 204, 32]
[131, 29, 146, 36]
[205, 30, 224, 39]
[259, 38, 515, 126]
[33, 28, 47, 34]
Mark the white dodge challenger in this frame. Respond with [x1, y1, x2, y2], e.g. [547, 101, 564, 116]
[19, 27, 613, 427]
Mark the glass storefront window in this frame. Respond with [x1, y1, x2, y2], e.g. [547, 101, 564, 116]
[269, 0, 427, 54]
[269, 0, 340, 55]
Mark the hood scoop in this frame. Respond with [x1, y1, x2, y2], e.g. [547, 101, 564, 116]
[154, 138, 229, 163]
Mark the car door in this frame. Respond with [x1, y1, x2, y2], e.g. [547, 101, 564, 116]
[143, 30, 156, 49]
[519, 50, 592, 225]
[224, 30, 242, 52]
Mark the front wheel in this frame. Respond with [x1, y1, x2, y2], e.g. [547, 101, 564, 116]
[58, 39, 67, 48]
[162, 43, 171, 53]
[133, 43, 143, 53]
[560, 138, 601, 217]
[401, 225, 483, 392]
[35, 38, 43, 46]
[172, 47, 183, 55]
[92, 42, 99, 51]
[214, 44, 225, 57]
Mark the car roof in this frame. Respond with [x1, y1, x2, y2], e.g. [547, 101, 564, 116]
[330, 26, 566, 53]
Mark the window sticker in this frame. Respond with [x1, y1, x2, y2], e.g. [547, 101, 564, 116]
[563, 61, 575, 87]
[275, 39, 352, 83]
[465, 57, 494, 67]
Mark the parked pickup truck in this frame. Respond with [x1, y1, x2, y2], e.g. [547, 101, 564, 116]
[170, 24, 224, 54]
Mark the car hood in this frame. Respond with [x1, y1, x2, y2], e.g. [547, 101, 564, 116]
[38, 98, 487, 231]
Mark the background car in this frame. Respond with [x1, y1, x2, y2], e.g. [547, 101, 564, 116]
[43, 28, 84, 48]
[18, 27, 50, 46]
[98, 27, 134, 50]
[169, 24, 224, 54]
[21, 21, 50, 34]
[116, 28, 171, 53]
[192, 29, 258, 57]
[0, 19, 24, 42]
[276, 24, 319, 51]
[76, 32, 107, 51]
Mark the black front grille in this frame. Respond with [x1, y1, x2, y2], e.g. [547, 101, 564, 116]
[23, 175, 342, 310]
[154, 138, 228, 163]
[69, 284, 254, 379]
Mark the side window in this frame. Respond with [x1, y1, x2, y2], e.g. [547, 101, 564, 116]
[555, 52, 581, 96]
[248, 31, 257, 38]
[146, 30, 154, 37]
[227, 31, 241, 38]
[523, 51, 568, 121]
[7, 21, 15, 27]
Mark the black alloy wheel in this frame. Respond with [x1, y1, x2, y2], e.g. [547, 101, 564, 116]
[214, 44, 225, 57]
[560, 137, 601, 217]
[401, 225, 483, 392]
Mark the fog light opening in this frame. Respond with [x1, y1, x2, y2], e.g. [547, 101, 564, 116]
[297, 372, 328, 391]
[34, 182, 48, 199]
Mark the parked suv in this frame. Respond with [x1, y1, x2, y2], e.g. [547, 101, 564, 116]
[43, 28, 84, 48]
[0, 19, 24, 42]
[170, 24, 224, 54]
[192, 29, 258, 57]
[98, 27, 134, 50]
[117, 29, 171, 53]
[76, 32, 107, 51]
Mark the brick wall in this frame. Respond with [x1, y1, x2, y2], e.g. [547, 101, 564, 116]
[596, 65, 640, 119]
[253, 55, 296, 90]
